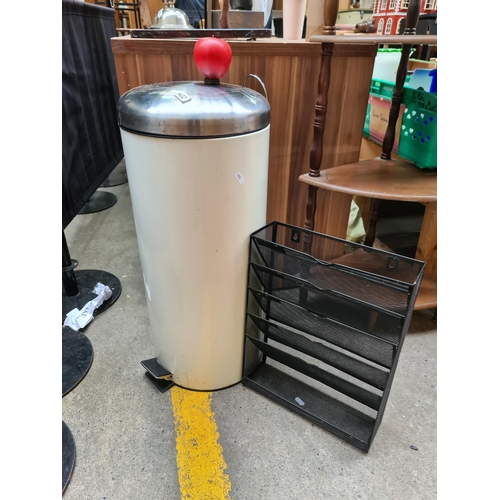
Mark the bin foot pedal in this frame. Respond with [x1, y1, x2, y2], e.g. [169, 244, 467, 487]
[145, 372, 174, 393]
[141, 358, 174, 393]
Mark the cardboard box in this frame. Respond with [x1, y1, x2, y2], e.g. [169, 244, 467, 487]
[368, 95, 405, 152]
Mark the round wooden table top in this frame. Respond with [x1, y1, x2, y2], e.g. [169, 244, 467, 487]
[300, 159, 437, 203]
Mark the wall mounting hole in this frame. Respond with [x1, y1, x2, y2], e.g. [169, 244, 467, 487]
[291, 230, 301, 243]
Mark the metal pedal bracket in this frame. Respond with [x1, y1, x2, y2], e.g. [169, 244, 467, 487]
[141, 358, 174, 393]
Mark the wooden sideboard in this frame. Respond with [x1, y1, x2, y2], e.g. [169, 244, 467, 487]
[111, 36, 378, 236]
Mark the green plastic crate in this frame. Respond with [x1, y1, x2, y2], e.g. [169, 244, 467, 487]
[370, 76, 412, 100]
[366, 77, 413, 145]
[398, 87, 437, 169]
[364, 102, 371, 136]
[370, 79, 397, 100]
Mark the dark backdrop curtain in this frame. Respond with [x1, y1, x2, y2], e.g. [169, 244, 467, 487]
[62, 0, 123, 228]
[175, 0, 206, 28]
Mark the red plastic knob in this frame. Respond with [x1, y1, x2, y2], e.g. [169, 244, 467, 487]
[193, 36, 233, 82]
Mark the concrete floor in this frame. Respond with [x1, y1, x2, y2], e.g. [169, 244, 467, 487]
[62, 174, 437, 500]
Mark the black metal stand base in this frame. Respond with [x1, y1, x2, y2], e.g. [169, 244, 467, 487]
[101, 158, 128, 187]
[62, 269, 122, 324]
[63, 326, 94, 397]
[78, 191, 117, 215]
[62, 421, 76, 495]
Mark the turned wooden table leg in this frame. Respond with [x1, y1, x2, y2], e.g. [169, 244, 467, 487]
[323, 0, 340, 35]
[365, 198, 381, 247]
[303, 41, 334, 263]
[416, 201, 437, 282]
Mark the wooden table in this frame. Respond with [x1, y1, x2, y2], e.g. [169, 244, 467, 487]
[299, 158, 437, 310]
[299, 33, 438, 311]
[110, 36, 378, 235]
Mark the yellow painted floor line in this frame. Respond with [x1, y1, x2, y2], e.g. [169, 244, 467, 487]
[171, 386, 232, 500]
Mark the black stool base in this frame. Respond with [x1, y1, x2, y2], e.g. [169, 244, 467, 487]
[62, 269, 122, 324]
[63, 326, 94, 397]
[101, 158, 128, 187]
[62, 421, 76, 495]
[78, 191, 117, 214]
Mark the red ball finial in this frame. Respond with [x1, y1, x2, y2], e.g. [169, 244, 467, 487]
[193, 36, 233, 84]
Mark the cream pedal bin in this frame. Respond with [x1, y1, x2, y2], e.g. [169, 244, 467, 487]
[118, 80, 270, 391]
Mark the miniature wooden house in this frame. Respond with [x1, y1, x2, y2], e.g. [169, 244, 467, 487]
[372, 0, 437, 35]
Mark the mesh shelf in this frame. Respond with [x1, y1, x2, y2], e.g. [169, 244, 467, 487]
[242, 221, 425, 452]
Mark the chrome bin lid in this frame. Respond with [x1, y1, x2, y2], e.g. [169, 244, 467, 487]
[117, 81, 270, 138]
